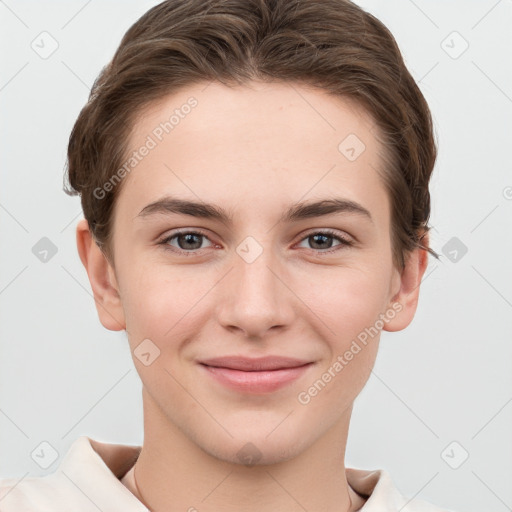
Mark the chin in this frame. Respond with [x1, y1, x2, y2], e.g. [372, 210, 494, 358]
[199, 428, 310, 467]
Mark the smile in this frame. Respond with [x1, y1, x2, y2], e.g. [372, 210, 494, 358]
[199, 362, 314, 394]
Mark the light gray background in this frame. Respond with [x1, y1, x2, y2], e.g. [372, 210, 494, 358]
[1, 1, 511, 511]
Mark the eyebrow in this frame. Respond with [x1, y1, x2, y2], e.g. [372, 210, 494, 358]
[136, 196, 373, 225]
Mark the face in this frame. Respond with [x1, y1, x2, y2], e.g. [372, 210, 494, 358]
[82, 80, 422, 465]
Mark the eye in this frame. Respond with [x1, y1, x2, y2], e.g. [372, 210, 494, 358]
[296, 229, 354, 254]
[158, 228, 353, 257]
[158, 230, 214, 255]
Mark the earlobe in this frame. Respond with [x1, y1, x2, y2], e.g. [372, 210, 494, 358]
[76, 219, 126, 331]
[383, 234, 430, 333]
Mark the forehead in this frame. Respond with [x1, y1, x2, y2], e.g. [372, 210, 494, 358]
[114, 80, 389, 226]
[131, 80, 378, 152]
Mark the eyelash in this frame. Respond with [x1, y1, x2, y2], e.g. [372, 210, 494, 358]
[157, 228, 354, 256]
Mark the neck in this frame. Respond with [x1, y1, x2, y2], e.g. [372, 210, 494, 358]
[130, 388, 364, 512]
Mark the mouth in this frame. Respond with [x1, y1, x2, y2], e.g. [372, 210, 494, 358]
[198, 356, 315, 393]
[199, 355, 313, 371]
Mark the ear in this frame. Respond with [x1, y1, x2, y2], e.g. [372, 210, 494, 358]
[383, 231, 430, 332]
[76, 219, 126, 331]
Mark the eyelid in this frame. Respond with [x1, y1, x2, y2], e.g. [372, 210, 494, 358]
[298, 227, 353, 244]
[294, 228, 354, 254]
[158, 227, 210, 239]
[158, 227, 354, 256]
[157, 228, 215, 251]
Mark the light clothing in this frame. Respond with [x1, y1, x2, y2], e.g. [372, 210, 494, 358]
[0, 436, 456, 511]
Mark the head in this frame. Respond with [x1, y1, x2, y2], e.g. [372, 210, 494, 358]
[66, 0, 438, 464]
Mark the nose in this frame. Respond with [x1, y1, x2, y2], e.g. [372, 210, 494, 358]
[215, 240, 296, 339]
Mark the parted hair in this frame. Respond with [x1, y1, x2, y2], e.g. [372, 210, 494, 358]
[64, 0, 439, 270]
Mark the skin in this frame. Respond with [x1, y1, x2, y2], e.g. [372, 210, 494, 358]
[76, 80, 429, 512]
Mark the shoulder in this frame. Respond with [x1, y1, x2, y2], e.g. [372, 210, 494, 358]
[0, 472, 88, 511]
[0, 436, 147, 512]
[347, 467, 460, 512]
[0, 436, 91, 511]
[400, 493, 458, 512]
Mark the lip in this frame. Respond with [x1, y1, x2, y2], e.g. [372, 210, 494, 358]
[199, 355, 312, 371]
[198, 356, 314, 394]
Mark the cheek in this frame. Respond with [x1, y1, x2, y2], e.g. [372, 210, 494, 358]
[299, 265, 390, 341]
[294, 267, 387, 394]
[121, 262, 217, 347]
[121, 250, 391, 353]
[301, 341, 378, 426]
[297, 273, 384, 412]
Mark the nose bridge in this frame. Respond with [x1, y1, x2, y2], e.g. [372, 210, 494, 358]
[217, 234, 294, 337]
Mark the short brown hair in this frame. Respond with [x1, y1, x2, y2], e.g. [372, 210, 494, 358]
[64, 0, 439, 270]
